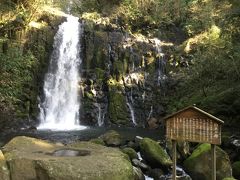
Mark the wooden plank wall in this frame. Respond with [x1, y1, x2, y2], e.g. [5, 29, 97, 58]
[166, 117, 221, 144]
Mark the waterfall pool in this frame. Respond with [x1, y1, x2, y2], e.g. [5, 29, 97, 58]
[0, 126, 165, 145]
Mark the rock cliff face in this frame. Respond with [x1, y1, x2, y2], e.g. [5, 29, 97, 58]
[79, 19, 169, 127]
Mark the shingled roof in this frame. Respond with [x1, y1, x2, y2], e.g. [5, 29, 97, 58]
[164, 106, 224, 124]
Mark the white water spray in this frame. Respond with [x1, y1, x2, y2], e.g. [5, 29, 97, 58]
[38, 15, 86, 131]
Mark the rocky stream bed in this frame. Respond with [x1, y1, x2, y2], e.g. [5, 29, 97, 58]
[0, 128, 239, 180]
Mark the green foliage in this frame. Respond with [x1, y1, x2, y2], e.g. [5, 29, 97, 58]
[108, 86, 129, 125]
[0, 0, 63, 120]
[166, 0, 240, 126]
[0, 45, 38, 117]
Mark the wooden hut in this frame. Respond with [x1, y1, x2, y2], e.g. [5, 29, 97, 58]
[165, 106, 224, 145]
[164, 106, 224, 180]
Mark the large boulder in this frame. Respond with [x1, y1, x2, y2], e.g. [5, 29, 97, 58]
[2, 136, 134, 180]
[232, 161, 240, 179]
[0, 150, 10, 180]
[183, 143, 232, 180]
[139, 138, 172, 169]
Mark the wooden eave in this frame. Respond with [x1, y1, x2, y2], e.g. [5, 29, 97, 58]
[164, 106, 224, 124]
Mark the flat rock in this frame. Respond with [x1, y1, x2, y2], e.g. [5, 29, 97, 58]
[2, 136, 134, 180]
[0, 150, 10, 180]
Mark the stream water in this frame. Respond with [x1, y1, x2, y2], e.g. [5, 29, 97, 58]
[0, 127, 164, 145]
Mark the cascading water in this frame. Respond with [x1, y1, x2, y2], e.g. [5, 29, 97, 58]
[97, 103, 105, 127]
[38, 15, 86, 131]
[154, 39, 167, 87]
[126, 98, 137, 126]
[147, 106, 153, 120]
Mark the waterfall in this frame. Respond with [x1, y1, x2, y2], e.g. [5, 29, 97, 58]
[154, 39, 166, 87]
[126, 100, 137, 126]
[129, 47, 135, 72]
[97, 104, 104, 127]
[126, 89, 137, 126]
[147, 106, 153, 120]
[38, 15, 86, 131]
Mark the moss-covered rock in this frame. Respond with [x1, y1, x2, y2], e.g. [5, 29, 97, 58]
[89, 138, 105, 145]
[122, 147, 138, 160]
[108, 89, 129, 125]
[0, 150, 10, 180]
[100, 130, 122, 147]
[232, 161, 240, 179]
[222, 178, 237, 180]
[139, 138, 172, 169]
[183, 143, 232, 180]
[2, 136, 134, 180]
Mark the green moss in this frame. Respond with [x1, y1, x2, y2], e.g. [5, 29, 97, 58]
[113, 60, 125, 80]
[232, 161, 240, 179]
[108, 88, 129, 125]
[184, 143, 211, 164]
[183, 143, 232, 180]
[139, 138, 172, 167]
[222, 178, 237, 180]
[95, 68, 105, 80]
[122, 148, 138, 160]
[89, 138, 105, 146]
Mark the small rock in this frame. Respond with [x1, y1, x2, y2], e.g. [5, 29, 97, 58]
[147, 118, 159, 129]
[145, 168, 164, 180]
[232, 139, 240, 149]
[133, 167, 145, 180]
[127, 141, 140, 151]
[100, 130, 122, 147]
[122, 147, 138, 160]
[232, 161, 240, 179]
[177, 141, 190, 159]
[135, 136, 143, 145]
[132, 159, 150, 171]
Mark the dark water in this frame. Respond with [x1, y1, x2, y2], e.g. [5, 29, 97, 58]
[0, 126, 165, 146]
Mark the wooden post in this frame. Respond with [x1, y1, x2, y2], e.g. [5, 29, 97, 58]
[211, 144, 216, 180]
[172, 140, 177, 180]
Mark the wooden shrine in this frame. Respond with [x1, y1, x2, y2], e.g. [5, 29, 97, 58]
[164, 106, 224, 180]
